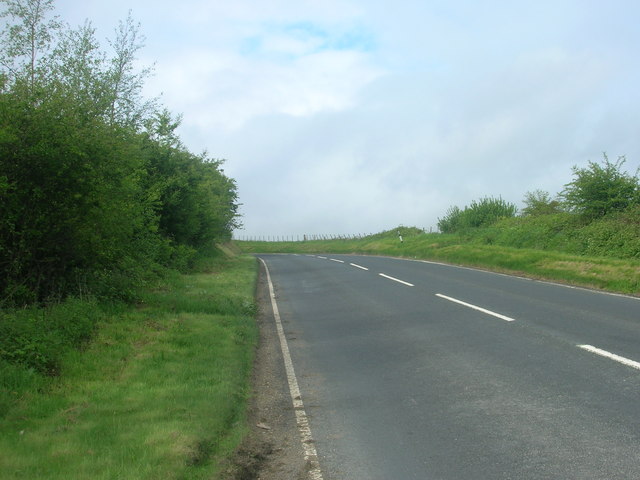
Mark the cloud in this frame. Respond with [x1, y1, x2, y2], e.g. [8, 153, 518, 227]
[146, 16, 383, 132]
[224, 40, 626, 236]
[56, 0, 640, 237]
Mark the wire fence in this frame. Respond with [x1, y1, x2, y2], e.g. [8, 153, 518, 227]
[233, 228, 438, 242]
[232, 233, 371, 242]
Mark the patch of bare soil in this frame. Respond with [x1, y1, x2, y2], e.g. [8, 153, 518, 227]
[224, 262, 309, 480]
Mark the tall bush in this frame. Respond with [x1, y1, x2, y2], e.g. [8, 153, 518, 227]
[561, 154, 639, 220]
[521, 190, 563, 216]
[438, 197, 517, 233]
[437, 206, 463, 233]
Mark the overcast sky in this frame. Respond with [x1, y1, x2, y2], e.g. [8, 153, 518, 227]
[58, 1, 640, 237]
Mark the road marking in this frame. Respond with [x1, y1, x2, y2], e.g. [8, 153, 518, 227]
[350, 262, 369, 271]
[259, 259, 324, 480]
[379, 273, 414, 287]
[317, 256, 327, 259]
[577, 345, 640, 371]
[436, 294, 515, 322]
[330, 258, 345, 263]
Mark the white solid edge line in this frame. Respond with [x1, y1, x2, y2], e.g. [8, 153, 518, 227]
[378, 273, 414, 287]
[259, 259, 324, 480]
[350, 263, 369, 271]
[436, 293, 515, 322]
[578, 344, 640, 371]
[330, 258, 345, 263]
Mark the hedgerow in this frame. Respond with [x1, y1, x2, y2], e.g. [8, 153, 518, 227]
[0, 1, 240, 307]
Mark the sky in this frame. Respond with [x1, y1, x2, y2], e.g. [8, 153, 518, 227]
[56, 0, 640, 237]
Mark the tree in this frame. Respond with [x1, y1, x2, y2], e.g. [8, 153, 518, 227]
[521, 190, 563, 216]
[0, 1, 241, 304]
[143, 129, 240, 249]
[437, 205, 462, 233]
[105, 12, 156, 129]
[561, 154, 639, 220]
[0, 0, 61, 92]
[49, 20, 109, 119]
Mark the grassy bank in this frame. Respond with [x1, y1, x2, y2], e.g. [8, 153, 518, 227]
[0, 254, 258, 479]
[237, 228, 640, 295]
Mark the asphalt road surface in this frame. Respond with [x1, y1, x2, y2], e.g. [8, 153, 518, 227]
[258, 253, 640, 480]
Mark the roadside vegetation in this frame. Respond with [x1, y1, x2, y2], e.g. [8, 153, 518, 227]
[239, 155, 640, 295]
[1, 0, 240, 307]
[0, 252, 258, 479]
[1, 1, 257, 478]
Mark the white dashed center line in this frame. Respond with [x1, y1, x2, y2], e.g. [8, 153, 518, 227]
[436, 293, 515, 322]
[378, 273, 414, 287]
[350, 263, 369, 271]
[578, 344, 640, 371]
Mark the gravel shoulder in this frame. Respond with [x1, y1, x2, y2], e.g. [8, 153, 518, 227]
[225, 260, 310, 480]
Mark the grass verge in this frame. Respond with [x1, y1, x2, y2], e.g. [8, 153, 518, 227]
[0, 254, 258, 479]
[236, 229, 640, 295]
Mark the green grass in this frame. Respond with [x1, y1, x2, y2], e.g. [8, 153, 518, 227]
[237, 227, 640, 295]
[0, 254, 258, 479]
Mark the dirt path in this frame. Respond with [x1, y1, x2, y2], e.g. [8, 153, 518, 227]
[225, 261, 311, 480]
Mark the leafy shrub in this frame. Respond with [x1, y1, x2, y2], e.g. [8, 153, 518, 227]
[438, 197, 517, 233]
[522, 190, 563, 216]
[0, 298, 102, 375]
[467, 207, 640, 259]
[578, 205, 640, 258]
[561, 154, 639, 220]
[437, 206, 463, 233]
[470, 213, 579, 250]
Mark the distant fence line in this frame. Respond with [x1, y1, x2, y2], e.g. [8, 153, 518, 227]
[233, 228, 437, 242]
[232, 233, 372, 242]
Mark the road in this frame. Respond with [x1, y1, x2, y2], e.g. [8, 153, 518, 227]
[258, 253, 640, 480]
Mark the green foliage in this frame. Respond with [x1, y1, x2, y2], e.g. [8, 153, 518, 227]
[438, 196, 518, 233]
[0, 359, 47, 414]
[0, 0, 62, 91]
[561, 154, 639, 220]
[142, 125, 241, 249]
[0, 297, 103, 375]
[437, 206, 463, 234]
[0, 89, 156, 303]
[0, 5, 247, 472]
[0, 254, 258, 479]
[576, 205, 640, 258]
[434, 155, 639, 261]
[469, 213, 573, 250]
[0, 1, 241, 306]
[522, 189, 563, 216]
[462, 206, 640, 260]
[366, 226, 425, 240]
